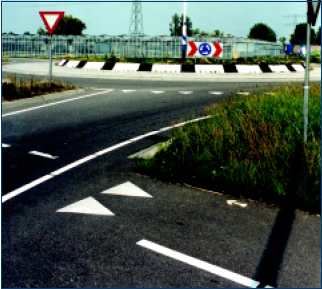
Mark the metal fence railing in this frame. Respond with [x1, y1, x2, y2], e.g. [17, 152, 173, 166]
[2, 35, 283, 59]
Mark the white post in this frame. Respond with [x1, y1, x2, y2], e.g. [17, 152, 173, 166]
[181, 1, 187, 60]
[49, 34, 53, 83]
[303, 21, 311, 143]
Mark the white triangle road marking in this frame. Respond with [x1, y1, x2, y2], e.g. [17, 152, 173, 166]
[151, 90, 165, 94]
[121, 89, 136, 93]
[101, 181, 152, 198]
[57, 197, 114, 216]
[178, 91, 193, 95]
[209, 91, 224, 95]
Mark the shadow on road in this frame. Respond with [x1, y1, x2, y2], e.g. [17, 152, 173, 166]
[254, 206, 295, 288]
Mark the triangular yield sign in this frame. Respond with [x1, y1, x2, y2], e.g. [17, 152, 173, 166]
[101, 181, 153, 198]
[57, 197, 114, 216]
[39, 11, 64, 34]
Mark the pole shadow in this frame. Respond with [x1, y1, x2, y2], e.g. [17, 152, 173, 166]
[253, 206, 296, 287]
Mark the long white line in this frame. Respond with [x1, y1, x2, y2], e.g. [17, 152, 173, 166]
[2, 90, 112, 117]
[29, 151, 58, 160]
[2, 115, 212, 203]
[2, 143, 11, 148]
[137, 239, 261, 288]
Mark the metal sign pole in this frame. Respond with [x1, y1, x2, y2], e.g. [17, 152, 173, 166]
[303, 21, 311, 144]
[181, 0, 187, 61]
[49, 34, 53, 84]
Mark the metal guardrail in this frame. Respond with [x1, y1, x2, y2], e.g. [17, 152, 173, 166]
[2, 35, 283, 59]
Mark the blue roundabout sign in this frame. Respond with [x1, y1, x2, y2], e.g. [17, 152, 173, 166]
[199, 42, 212, 56]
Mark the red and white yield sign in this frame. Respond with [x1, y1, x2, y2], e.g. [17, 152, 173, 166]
[187, 41, 223, 58]
[39, 11, 64, 34]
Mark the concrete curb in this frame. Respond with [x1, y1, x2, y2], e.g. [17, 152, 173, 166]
[57, 60, 306, 74]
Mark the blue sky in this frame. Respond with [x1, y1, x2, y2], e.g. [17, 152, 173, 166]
[2, 1, 321, 39]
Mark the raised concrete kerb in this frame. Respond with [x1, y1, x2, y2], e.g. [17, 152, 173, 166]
[65, 60, 80, 69]
[152, 64, 181, 73]
[113, 62, 140, 72]
[236, 65, 262, 74]
[268, 64, 290, 73]
[292, 64, 305, 72]
[83, 61, 105, 70]
[195, 65, 225, 74]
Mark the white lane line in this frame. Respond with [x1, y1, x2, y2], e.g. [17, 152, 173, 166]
[209, 91, 224, 95]
[29, 150, 58, 160]
[151, 90, 165, 94]
[121, 89, 136, 93]
[2, 90, 112, 117]
[2, 115, 212, 203]
[178, 91, 193, 95]
[137, 239, 260, 288]
[2, 143, 11, 148]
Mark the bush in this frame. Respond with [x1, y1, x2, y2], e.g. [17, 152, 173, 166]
[136, 84, 321, 212]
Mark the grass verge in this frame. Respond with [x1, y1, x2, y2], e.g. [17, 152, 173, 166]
[135, 84, 321, 213]
[2, 75, 75, 101]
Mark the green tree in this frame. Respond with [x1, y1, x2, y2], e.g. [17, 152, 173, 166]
[211, 29, 225, 38]
[37, 15, 86, 35]
[290, 23, 316, 45]
[248, 23, 277, 42]
[169, 13, 193, 36]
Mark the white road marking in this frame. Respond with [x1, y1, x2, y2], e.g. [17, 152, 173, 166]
[57, 196, 114, 216]
[226, 200, 248, 208]
[2, 90, 112, 117]
[91, 87, 114, 91]
[178, 91, 193, 95]
[2, 115, 212, 203]
[2, 143, 11, 148]
[121, 89, 136, 93]
[101, 181, 152, 198]
[209, 91, 224, 95]
[137, 239, 261, 288]
[237, 91, 250, 96]
[151, 90, 165, 94]
[29, 150, 58, 160]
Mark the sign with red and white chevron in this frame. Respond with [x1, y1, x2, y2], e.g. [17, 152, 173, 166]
[187, 41, 223, 58]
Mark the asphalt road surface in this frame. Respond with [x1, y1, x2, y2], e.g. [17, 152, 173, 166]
[2, 66, 321, 288]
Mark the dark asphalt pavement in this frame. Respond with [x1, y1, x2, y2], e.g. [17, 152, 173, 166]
[2, 77, 320, 287]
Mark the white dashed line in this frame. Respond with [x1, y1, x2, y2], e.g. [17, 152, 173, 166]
[151, 90, 165, 94]
[2, 90, 112, 117]
[209, 91, 224, 95]
[137, 239, 264, 288]
[178, 91, 193, 95]
[2, 115, 212, 203]
[121, 89, 136, 93]
[29, 151, 58, 160]
[2, 143, 11, 148]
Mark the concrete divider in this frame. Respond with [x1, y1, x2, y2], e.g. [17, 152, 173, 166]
[268, 65, 289, 73]
[58, 59, 66, 66]
[236, 65, 262, 74]
[83, 61, 105, 70]
[113, 62, 140, 72]
[152, 64, 181, 73]
[195, 65, 224, 73]
[65, 60, 80, 68]
[291, 64, 305, 72]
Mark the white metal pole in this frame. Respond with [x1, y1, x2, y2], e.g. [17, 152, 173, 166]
[49, 34, 53, 83]
[181, 0, 187, 60]
[303, 21, 311, 144]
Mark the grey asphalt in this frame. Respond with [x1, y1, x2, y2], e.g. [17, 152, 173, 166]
[2, 65, 321, 288]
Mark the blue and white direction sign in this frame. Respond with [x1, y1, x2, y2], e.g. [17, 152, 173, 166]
[187, 41, 223, 58]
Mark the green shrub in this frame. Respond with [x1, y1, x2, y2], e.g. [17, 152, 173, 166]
[137, 84, 321, 212]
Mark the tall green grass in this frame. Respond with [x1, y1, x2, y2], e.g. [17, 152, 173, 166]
[137, 84, 321, 212]
[2, 75, 75, 101]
